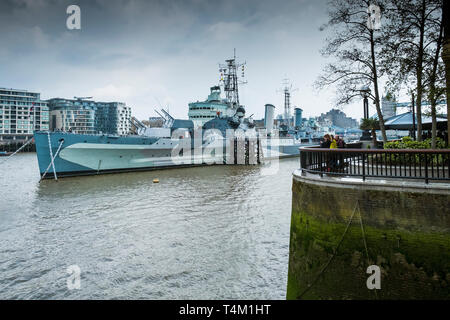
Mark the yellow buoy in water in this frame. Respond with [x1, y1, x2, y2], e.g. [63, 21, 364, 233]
[153, 178, 159, 183]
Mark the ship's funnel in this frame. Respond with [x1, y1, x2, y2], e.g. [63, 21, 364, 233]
[294, 107, 303, 128]
[264, 104, 275, 133]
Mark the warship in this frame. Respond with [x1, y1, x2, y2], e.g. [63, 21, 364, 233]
[34, 53, 323, 179]
[34, 54, 262, 179]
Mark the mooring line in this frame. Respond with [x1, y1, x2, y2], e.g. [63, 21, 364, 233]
[358, 203, 370, 267]
[40, 139, 64, 181]
[0, 137, 34, 164]
[357, 204, 378, 300]
[47, 132, 57, 180]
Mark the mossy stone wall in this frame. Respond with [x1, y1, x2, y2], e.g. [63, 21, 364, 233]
[287, 176, 450, 300]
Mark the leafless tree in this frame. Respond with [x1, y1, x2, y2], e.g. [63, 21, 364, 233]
[381, 0, 443, 142]
[316, 0, 388, 143]
[442, 0, 450, 145]
[425, 9, 445, 148]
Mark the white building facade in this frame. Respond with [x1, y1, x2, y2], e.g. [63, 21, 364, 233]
[0, 88, 49, 143]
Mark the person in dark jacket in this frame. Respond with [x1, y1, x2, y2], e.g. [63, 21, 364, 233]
[320, 134, 332, 171]
[335, 135, 346, 148]
[320, 134, 331, 148]
[334, 135, 346, 169]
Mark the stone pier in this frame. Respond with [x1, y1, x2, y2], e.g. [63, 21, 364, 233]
[287, 170, 450, 299]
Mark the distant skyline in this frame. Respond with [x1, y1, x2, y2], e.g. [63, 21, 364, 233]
[0, 0, 393, 122]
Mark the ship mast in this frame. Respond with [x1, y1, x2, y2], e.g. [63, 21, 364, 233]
[219, 49, 247, 110]
[278, 79, 298, 127]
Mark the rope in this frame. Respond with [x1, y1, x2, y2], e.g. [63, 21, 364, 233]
[47, 132, 57, 180]
[0, 137, 34, 163]
[40, 139, 64, 181]
[297, 202, 359, 299]
[357, 204, 378, 299]
[358, 204, 370, 267]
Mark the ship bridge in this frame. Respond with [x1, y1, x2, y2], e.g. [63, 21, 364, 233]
[188, 86, 230, 128]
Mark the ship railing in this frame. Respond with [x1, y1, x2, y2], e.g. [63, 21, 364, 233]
[299, 147, 450, 184]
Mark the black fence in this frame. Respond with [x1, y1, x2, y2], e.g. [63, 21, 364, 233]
[300, 147, 450, 184]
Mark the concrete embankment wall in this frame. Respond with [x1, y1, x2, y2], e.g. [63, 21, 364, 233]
[287, 172, 450, 299]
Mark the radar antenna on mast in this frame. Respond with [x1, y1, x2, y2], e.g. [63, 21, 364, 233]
[277, 79, 298, 127]
[218, 49, 247, 110]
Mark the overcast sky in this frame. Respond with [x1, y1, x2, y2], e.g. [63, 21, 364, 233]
[0, 0, 375, 121]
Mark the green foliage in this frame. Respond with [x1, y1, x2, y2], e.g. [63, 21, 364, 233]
[384, 91, 397, 102]
[380, 136, 448, 166]
[360, 118, 380, 131]
[384, 136, 447, 150]
[402, 136, 413, 143]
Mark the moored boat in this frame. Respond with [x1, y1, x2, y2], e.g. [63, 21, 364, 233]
[0, 151, 13, 157]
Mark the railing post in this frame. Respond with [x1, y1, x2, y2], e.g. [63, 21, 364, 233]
[245, 137, 249, 165]
[300, 148, 306, 170]
[234, 138, 237, 165]
[362, 153, 366, 181]
[424, 153, 429, 184]
[257, 137, 260, 164]
[319, 152, 323, 178]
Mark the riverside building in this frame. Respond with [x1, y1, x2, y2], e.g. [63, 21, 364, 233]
[47, 98, 131, 135]
[0, 88, 50, 143]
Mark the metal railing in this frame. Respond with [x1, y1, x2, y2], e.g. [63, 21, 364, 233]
[300, 147, 450, 184]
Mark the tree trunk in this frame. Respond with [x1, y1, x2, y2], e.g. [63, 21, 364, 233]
[445, 41, 450, 146]
[416, 76, 424, 142]
[429, 13, 444, 149]
[416, 0, 426, 142]
[372, 129, 377, 148]
[443, 0, 450, 146]
[431, 102, 437, 148]
[370, 29, 387, 143]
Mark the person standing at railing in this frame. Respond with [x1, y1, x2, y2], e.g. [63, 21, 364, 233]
[320, 134, 331, 148]
[334, 135, 346, 170]
[330, 135, 337, 149]
[335, 135, 346, 149]
[320, 134, 332, 171]
[329, 135, 338, 171]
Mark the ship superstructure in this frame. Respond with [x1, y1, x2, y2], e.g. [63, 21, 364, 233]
[188, 86, 229, 127]
[188, 51, 248, 128]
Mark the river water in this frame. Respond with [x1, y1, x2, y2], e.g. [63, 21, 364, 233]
[0, 153, 297, 299]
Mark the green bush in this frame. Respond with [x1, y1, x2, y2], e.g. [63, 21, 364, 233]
[377, 136, 448, 166]
[384, 136, 447, 150]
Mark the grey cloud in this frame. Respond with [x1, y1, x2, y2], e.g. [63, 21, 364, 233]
[0, 0, 366, 121]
